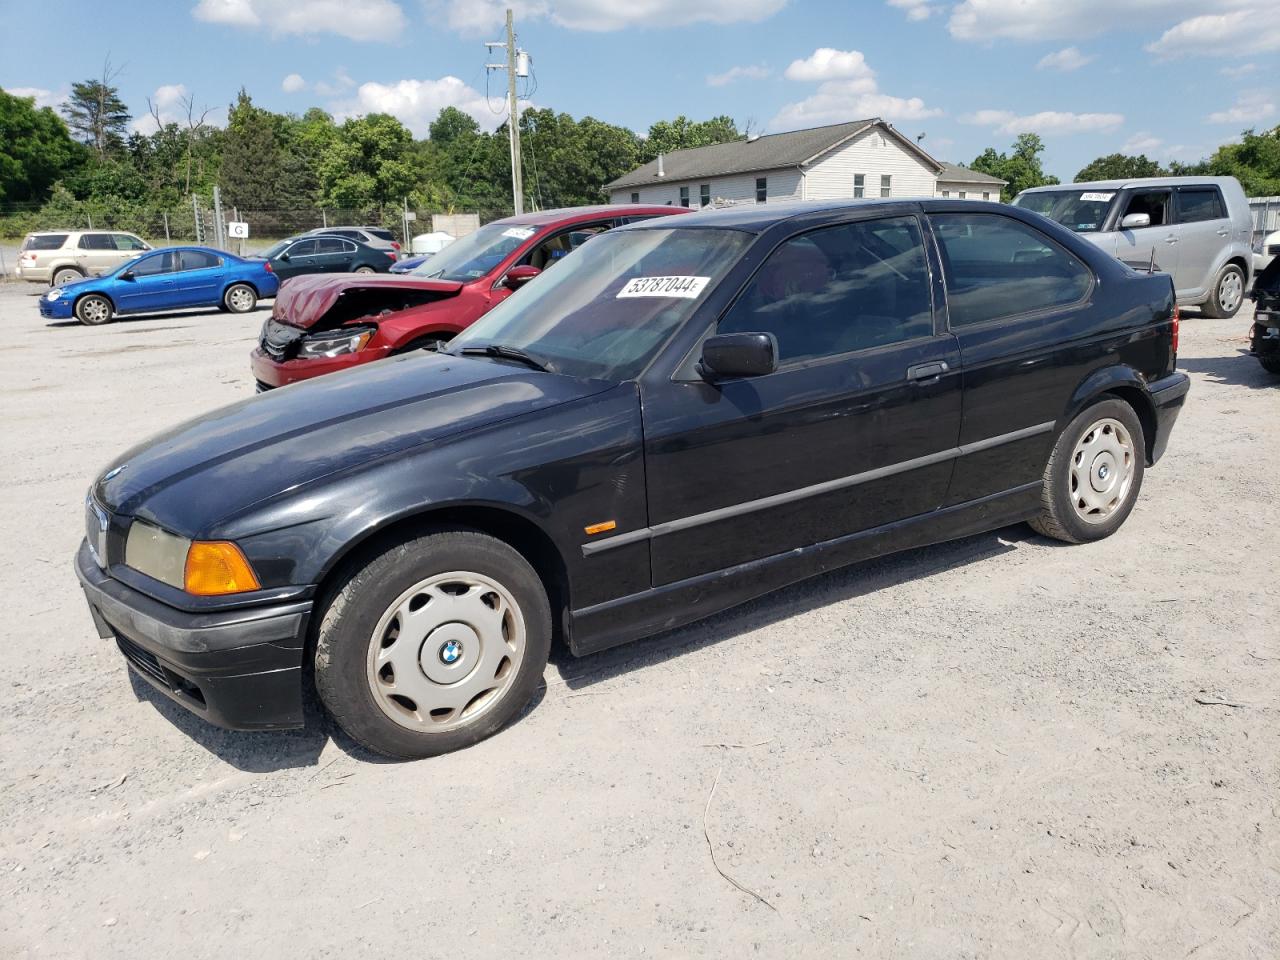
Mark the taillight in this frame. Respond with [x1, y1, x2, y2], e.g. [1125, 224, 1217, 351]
[263, 260, 273, 273]
[1171, 305, 1180, 354]
[386, 251, 397, 260]
[391, 241, 401, 250]
[20, 252, 36, 262]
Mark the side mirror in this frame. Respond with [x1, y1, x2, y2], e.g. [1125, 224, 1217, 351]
[278, 252, 290, 262]
[502, 264, 541, 290]
[119, 270, 135, 281]
[699, 332, 778, 381]
[1120, 212, 1151, 229]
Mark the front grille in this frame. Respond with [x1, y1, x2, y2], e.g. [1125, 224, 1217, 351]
[260, 320, 306, 361]
[115, 634, 168, 686]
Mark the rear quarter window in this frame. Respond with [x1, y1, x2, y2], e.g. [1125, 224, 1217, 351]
[23, 234, 69, 251]
[1177, 188, 1225, 223]
[932, 213, 1093, 327]
[367, 228, 395, 242]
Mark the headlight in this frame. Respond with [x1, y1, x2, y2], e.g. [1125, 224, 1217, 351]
[297, 325, 376, 359]
[46, 289, 63, 301]
[125, 522, 260, 595]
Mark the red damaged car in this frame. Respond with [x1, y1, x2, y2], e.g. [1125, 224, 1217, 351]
[250, 204, 687, 389]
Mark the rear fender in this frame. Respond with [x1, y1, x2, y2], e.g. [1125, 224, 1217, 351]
[1063, 365, 1158, 464]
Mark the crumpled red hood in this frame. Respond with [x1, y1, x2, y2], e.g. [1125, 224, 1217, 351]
[272, 274, 465, 329]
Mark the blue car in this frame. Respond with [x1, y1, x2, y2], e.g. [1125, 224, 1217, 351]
[388, 253, 430, 274]
[39, 245, 280, 326]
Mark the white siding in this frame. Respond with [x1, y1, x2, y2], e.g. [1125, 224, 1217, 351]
[804, 127, 936, 201]
[936, 180, 1001, 200]
[610, 167, 802, 208]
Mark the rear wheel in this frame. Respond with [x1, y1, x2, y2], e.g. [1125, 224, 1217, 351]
[314, 529, 551, 760]
[354, 265, 377, 275]
[75, 294, 113, 326]
[223, 283, 257, 314]
[1260, 357, 1280, 375]
[1030, 398, 1145, 544]
[52, 266, 83, 287]
[1202, 263, 1245, 319]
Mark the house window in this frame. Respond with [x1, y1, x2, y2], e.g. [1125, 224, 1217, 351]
[942, 190, 950, 198]
[959, 191, 967, 199]
[982, 192, 990, 200]
[700, 184, 711, 207]
[853, 174, 865, 198]
[756, 177, 767, 203]
[630, 192, 639, 203]
[880, 175, 892, 198]
[679, 186, 690, 208]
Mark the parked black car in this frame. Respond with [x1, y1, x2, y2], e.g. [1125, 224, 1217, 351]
[257, 234, 394, 281]
[76, 200, 1189, 759]
[1249, 256, 1280, 375]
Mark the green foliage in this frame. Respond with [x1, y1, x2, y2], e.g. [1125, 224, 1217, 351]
[318, 113, 417, 207]
[1075, 153, 1166, 182]
[640, 115, 740, 162]
[0, 88, 86, 203]
[63, 76, 131, 157]
[970, 133, 1060, 201]
[1202, 125, 1280, 196]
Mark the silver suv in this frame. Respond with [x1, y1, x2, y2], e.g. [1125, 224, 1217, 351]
[301, 225, 400, 260]
[16, 230, 152, 287]
[1013, 176, 1253, 318]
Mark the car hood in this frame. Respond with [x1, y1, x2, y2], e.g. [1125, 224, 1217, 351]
[93, 351, 612, 536]
[272, 273, 465, 331]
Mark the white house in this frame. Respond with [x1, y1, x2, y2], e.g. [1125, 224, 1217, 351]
[606, 118, 1006, 207]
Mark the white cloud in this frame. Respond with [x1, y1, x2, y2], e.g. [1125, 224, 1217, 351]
[131, 84, 191, 134]
[314, 68, 356, 97]
[1207, 91, 1275, 125]
[193, 0, 407, 42]
[329, 76, 505, 136]
[7, 86, 65, 110]
[1036, 46, 1095, 71]
[1121, 132, 1163, 154]
[887, 0, 938, 21]
[960, 108, 1124, 135]
[434, 0, 785, 34]
[1147, 8, 1280, 58]
[773, 49, 939, 130]
[706, 64, 771, 87]
[947, 0, 1261, 43]
[282, 73, 306, 93]
[1220, 63, 1257, 78]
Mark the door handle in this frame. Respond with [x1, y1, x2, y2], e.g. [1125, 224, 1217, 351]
[1216, 228, 1229, 236]
[1164, 236, 1178, 244]
[907, 360, 949, 382]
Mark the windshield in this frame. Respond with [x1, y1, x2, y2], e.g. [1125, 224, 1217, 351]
[1013, 189, 1118, 233]
[260, 238, 294, 259]
[448, 227, 753, 381]
[411, 221, 543, 282]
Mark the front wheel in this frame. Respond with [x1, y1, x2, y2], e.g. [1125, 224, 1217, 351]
[223, 283, 257, 314]
[354, 266, 377, 275]
[314, 529, 552, 760]
[75, 294, 113, 326]
[1202, 263, 1245, 319]
[1030, 398, 1146, 544]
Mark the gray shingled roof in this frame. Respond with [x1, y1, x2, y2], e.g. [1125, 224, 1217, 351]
[608, 119, 941, 190]
[937, 161, 1007, 185]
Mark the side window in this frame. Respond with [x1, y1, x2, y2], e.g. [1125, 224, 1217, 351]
[1119, 190, 1170, 227]
[179, 250, 220, 271]
[287, 239, 318, 257]
[316, 237, 346, 254]
[854, 174, 865, 198]
[880, 175, 892, 198]
[341, 240, 359, 253]
[130, 252, 176, 276]
[756, 177, 767, 203]
[523, 224, 609, 270]
[679, 186, 690, 208]
[78, 234, 113, 250]
[630, 192, 639, 203]
[113, 234, 148, 251]
[1177, 188, 1225, 223]
[719, 215, 934, 364]
[932, 213, 1092, 327]
[700, 184, 711, 207]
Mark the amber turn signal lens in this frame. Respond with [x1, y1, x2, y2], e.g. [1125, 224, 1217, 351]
[184, 541, 261, 596]
[584, 520, 617, 535]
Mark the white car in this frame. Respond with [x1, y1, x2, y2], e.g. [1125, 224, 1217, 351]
[1253, 229, 1280, 276]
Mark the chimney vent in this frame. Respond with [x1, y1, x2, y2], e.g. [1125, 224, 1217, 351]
[657, 153, 665, 177]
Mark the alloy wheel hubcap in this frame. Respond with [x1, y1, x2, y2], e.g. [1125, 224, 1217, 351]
[366, 571, 525, 733]
[1069, 417, 1135, 524]
[84, 300, 107, 321]
[1219, 272, 1242, 313]
[229, 289, 252, 310]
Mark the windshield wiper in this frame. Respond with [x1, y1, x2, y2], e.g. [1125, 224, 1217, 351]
[459, 344, 554, 373]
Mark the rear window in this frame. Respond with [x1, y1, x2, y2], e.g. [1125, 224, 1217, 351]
[367, 228, 395, 242]
[1177, 188, 1225, 223]
[22, 234, 68, 251]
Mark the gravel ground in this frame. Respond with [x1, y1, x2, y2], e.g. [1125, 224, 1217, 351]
[1, 283, 1276, 959]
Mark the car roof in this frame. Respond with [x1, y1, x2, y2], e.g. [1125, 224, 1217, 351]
[494, 204, 688, 227]
[620, 198, 951, 233]
[27, 229, 129, 235]
[1018, 176, 1241, 193]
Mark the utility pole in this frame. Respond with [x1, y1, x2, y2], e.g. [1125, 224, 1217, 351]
[486, 9, 528, 215]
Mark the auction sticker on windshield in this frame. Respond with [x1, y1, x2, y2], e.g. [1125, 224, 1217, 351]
[617, 276, 711, 299]
[1080, 192, 1115, 202]
[502, 227, 536, 240]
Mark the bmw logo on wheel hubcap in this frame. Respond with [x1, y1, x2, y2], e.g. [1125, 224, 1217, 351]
[439, 639, 464, 665]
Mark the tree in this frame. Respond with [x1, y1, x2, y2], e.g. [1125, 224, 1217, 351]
[1076, 153, 1166, 182]
[219, 90, 285, 209]
[1203, 125, 1280, 196]
[63, 60, 131, 157]
[640, 115, 740, 162]
[0, 88, 86, 203]
[429, 107, 481, 146]
[318, 113, 417, 206]
[970, 133, 1060, 201]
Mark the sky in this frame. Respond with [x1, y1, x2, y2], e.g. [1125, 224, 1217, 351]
[2, 0, 1277, 181]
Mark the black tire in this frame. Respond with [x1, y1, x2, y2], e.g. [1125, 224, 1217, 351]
[1201, 263, 1245, 319]
[1260, 357, 1280, 376]
[52, 266, 83, 288]
[75, 294, 113, 326]
[314, 528, 552, 760]
[223, 282, 257, 314]
[1030, 398, 1146, 544]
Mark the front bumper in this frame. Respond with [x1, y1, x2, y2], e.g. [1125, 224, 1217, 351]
[75, 541, 311, 730]
[249, 343, 392, 388]
[38, 296, 74, 319]
[1148, 371, 1190, 464]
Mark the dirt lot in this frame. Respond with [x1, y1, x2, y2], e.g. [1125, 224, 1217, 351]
[0, 282, 1276, 959]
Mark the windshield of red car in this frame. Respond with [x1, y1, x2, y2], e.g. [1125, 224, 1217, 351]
[411, 222, 543, 282]
[448, 227, 753, 381]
